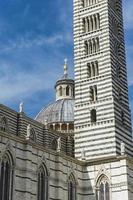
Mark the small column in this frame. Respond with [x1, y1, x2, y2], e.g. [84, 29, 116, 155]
[93, 62, 96, 77]
[91, 63, 94, 77]
[67, 123, 69, 132]
[92, 15, 95, 31]
[88, 17, 92, 32]
[84, 0, 87, 7]
[94, 61, 98, 76]
[94, 86, 97, 101]
[92, 39, 95, 54]
[85, 18, 88, 33]
[60, 123, 62, 132]
[53, 123, 56, 130]
[88, 40, 91, 55]
[96, 14, 100, 29]
[2, 162, 6, 200]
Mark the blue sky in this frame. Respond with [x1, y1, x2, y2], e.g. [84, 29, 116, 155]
[0, 0, 133, 121]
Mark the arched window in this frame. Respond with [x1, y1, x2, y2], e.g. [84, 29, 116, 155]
[66, 85, 70, 96]
[90, 85, 97, 101]
[30, 128, 36, 142]
[1, 117, 8, 132]
[96, 175, 110, 200]
[87, 61, 99, 78]
[68, 174, 76, 200]
[0, 152, 14, 200]
[51, 138, 58, 150]
[59, 86, 62, 96]
[37, 164, 48, 200]
[91, 109, 97, 123]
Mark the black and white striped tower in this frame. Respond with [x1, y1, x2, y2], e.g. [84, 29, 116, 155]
[73, 0, 133, 160]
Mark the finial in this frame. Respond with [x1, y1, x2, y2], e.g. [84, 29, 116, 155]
[81, 149, 86, 161]
[121, 141, 126, 155]
[57, 137, 61, 152]
[26, 124, 31, 140]
[19, 102, 24, 113]
[64, 58, 68, 76]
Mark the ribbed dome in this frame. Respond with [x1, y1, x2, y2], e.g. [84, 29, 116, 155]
[35, 99, 74, 124]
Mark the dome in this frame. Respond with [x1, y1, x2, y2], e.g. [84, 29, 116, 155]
[35, 59, 75, 133]
[35, 99, 74, 124]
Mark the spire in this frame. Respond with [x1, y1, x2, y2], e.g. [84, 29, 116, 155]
[64, 58, 68, 78]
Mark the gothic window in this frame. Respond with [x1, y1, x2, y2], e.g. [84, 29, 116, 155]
[59, 86, 63, 96]
[0, 152, 14, 200]
[90, 86, 97, 101]
[91, 109, 97, 123]
[51, 138, 58, 150]
[96, 175, 110, 200]
[68, 174, 76, 200]
[66, 86, 70, 96]
[85, 38, 99, 56]
[88, 61, 99, 78]
[37, 164, 48, 200]
[1, 117, 8, 132]
[30, 128, 36, 142]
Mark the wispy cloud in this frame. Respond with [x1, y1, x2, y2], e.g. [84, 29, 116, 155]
[0, 34, 65, 54]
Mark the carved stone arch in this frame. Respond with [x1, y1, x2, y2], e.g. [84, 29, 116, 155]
[38, 162, 49, 176]
[0, 141, 16, 166]
[67, 172, 78, 200]
[37, 157, 49, 200]
[95, 173, 111, 200]
[96, 174, 111, 187]
[0, 149, 15, 200]
[95, 165, 111, 185]
[67, 167, 78, 186]
[67, 172, 78, 185]
[38, 154, 50, 176]
[5, 141, 16, 166]
[1, 150, 14, 167]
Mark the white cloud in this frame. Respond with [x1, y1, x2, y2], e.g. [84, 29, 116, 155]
[0, 62, 57, 102]
[0, 34, 65, 54]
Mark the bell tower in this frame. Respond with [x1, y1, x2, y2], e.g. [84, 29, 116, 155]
[73, 0, 133, 160]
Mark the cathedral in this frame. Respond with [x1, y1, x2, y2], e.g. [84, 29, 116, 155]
[0, 0, 133, 200]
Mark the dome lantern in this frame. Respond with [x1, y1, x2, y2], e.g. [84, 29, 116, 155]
[35, 59, 75, 134]
[55, 59, 75, 101]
